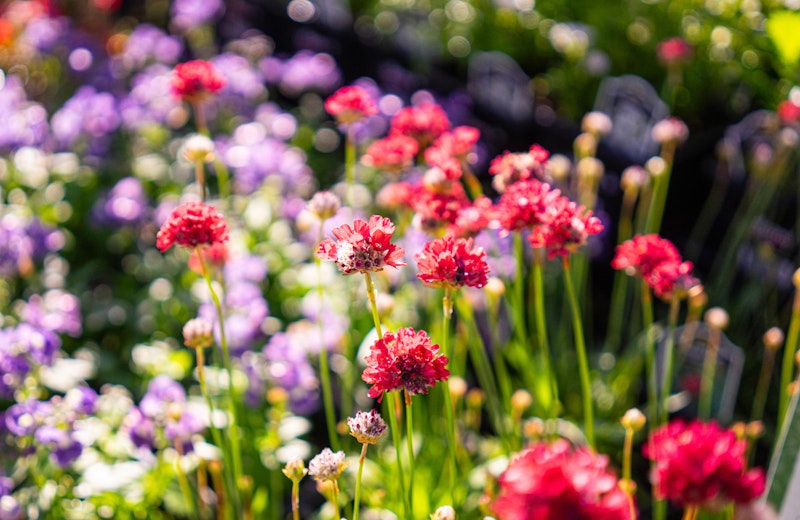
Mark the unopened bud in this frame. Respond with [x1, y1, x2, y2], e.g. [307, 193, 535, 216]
[704, 307, 729, 330]
[448, 376, 468, 401]
[731, 421, 746, 439]
[485, 277, 506, 297]
[430, 505, 456, 520]
[651, 117, 689, 145]
[576, 156, 604, 180]
[183, 318, 215, 349]
[620, 165, 648, 191]
[307, 191, 341, 221]
[183, 134, 216, 163]
[763, 327, 785, 351]
[466, 388, 484, 408]
[645, 156, 668, 177]
[745, 420, 764, 439]
[523, 417, 545, 439]
[620, 408, 646, 432]
[546, 154, 572, 182]
[581, 111, 612, 137]
[511, 389, 533, 414]
[574, 132, 598, 157]
[282, 457, 308, 483]
[267, 387, 288, 406]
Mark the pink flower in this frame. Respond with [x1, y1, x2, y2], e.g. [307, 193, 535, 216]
[651, 117, 689, 146]
[362, 134, 419, 174]
[316, 215, 406, 275]
[447, 195, 494, 237]
[657, 37, 694, 65]
[611, 234, 698, 300]
[389, 102, 451, 148]
[494, 179, 561, 233]
[528, 197, 604, 259]
[324, 85, 378, 125]
[410, 181, 472, 233]
[643, 420, 766, 510]
[489, 144, 550, 193]
[170, 60, 226, 103]
[491, 439, 633, 520]
[156, 201, 229, 252]
[415, 236, 490, 289]
[778, 100, 800, 126]
[423, 126, 481, 180]
[362, 327, 449, 401]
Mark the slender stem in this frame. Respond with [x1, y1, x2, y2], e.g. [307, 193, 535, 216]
[352, 443, 368, 520]
[606, 187, 637, 352]
[751, 348, 776, 424]
[681, 506, 699, 520]
[645, 143, 675, 235]
[699, 325, 721, 420]
[194, 346, 228, 478]
[532, 250, 558, 417]
[291, 480, 300, 520]
[213, 157, 231, 202]
[316, 224, 340, 451]
[192, 100, 209, 136]
[331, 481, 342, 520]
[779, 290, 800, 430]
[562, 256, 594, 447]
[660, 295, 681, 425]
[404, 391, 415, 514]
[364, 272, 384, 338]
[208, 461, 226, 520]
[345, 127, 356, 207]
[641, 281, 665, 520]
[512, 234, 529, 343]
[386, 392, 410, 520]
[441, 289, 458, 504]
[195, 159, 207, 201]
[174, 441, 199, 520]
[622, 427, 636, 520]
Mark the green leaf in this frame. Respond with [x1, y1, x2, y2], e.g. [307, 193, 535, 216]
[766, 384, 800, 513]
[766, 11, 800, 69]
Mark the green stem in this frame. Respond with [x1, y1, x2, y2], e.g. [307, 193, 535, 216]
[512, 234, 529, 343]
[386, 392, 410, 520]
[441, 289, 458, 504]
[562, 256, 594, 447]
[641, 281, 665, 520]
[194, 159, 206, 201]
[316, 239, 340, 451]
[532, 250, 558, 417]
[291, 480, 300, 520]
[364, 272, 384, 338]
[352, 443, 368, 520]
[174, 443, 199, 520]
[345, 127, 356, 207]
[645, 144, 675, 234]
[699, 325, 721, 420]
[194, 346, 229, 481]
[404, 391, 415, 514]
[660, 294, 681, 425]
[605, 187, 637, 352]
[331, 481, 342, 520]
[622, 427, 636, 520]
[213, 157, 231, 202]
[751, 348, 776, 424]
[779, 291, 800, 431]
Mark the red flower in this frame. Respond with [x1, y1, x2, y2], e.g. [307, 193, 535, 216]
[362, 327, 449, 401]
[611, 234, 698, 300]
[188, 241, 230, 274]
[415, 236, 490, 289]
[316, 215, 406, 275]
[448, 195, 494, 238]
[170, 60, 226, 103]
[778, 100, 800, 126]
[410, 181, 471, 233]
[491, 439, 633, 520]
[156, 201, 230, 253]
[494, 179, 561, 233]
[324, 85, 378, 125]
[423, 126, 481, 179]
[389, 102, 451, 148]
[528, 196, 604, 259]
[643, 420, 766, 510]
[657, 37, 693, 65]
[489, 144, 550, 193]
[362, 134, 419, 174]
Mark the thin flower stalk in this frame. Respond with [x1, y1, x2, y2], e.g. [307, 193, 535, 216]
[645, 153, 674, 235]
[779, 282, 800, 430]
[699, 321, 723, 421]
[174, 440, 199, 520]
[751, 329, 783, 423]
[641, 282, 665, 520]
[352, 443, 368, 520]
[404, 390, 415, 514]
[660, 293, 681, 426]
[440, 288, 458, 505]
[364, 272, 384, 338]
[386, 392, 410, 520]
[562, 256, 594, 447]
[531, 250, 559, 418]
[316, 226, 340, 452]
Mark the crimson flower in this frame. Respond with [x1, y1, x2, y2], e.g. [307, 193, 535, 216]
[778, 99, 800, 126]
[415, 235, 490, 289]
[489, 144, 550, 193]
[362, 134, 419, 174]
[611, 234, 698, 300]
[316, 215, 405, 275]
[389, 102, 451, 148]
[657, 37, 694, 65]
[491, 439, 633, 520]
[528, 197, 604, 259]
[362, 327, 449, 401]
[170, 60, 226, 103]
[643, 420, 766, 510]
[156, 201, 229, 253]
[324, 85, 378, 125]
[494, 179, 562, 233]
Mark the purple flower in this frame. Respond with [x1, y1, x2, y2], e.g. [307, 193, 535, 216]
[170, 0, 225, 31]
[113, 24, 182, 73]
[34, 425, 83, 467]
[139, 375, 186, 418]
[260, 50, 342, 97]
[122, 407, 156, 450]
[209, 52, 266, 118]
[199, 280, 268, 356]
[263, 332, 319, 414]
[0, 76, 49, 151]
[51, 86, 120, 155]
[65, 386, 98, 415]
[4, 400, 51, 437]
[20, 16, 69, 53]
[93, 177, 149, 226]
[22, 290, 82, 337]
[119, 65, 183, 131]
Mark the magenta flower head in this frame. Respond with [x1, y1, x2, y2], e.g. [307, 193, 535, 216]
[170, 60, 226, 103]
[528, 196, 604, 259]
[643, 420, 766, 510]
[611, 234, 698, 300]
[415, 235, 490, 289]
[324, 85, 377, 126]
[491, 439, 633, 520]
[362, 327, 449, 402]
[156, 201, 230, 253]
[316, 215, 406, 275]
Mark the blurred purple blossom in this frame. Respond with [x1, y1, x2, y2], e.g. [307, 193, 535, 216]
[20, 16, 69, 53]
[35, 425, 83, 466]
[119, 65, 183, 131]
[112, 24, 183, 74]
[263, 332, 319, 414]
[50, 86, 120, 155]
[0, 76, 49, 152]
[260, 50, 341, 97]
[22, 290, 82, 337]
[92, 177, 149, 227]
[170, 0, 225, 32]
[209, 52, 267, 118]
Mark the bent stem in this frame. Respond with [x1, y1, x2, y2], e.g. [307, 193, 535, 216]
[562, 256, 594, 447]
[352, 443, 368, 520]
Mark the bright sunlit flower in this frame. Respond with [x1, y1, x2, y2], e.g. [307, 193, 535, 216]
[611, 234, 698, 300]
[415, 235, 490, 289]
[389, 102, 451, 148]
[495, 178, 562, 233]
[347, 409, 388, 445]
[316, 215, 406, 275]
[491, 439, 633, 520]
[643, 419, 766, 510]
[362, 134, 419, 174]
[156, 201, 230, 252]
[362, 327, 449, 401]
[308, 448, 347, 482]
[527, 196, 604, 259]
[170, 60, 226, 103]
[324, 85, 378, 125]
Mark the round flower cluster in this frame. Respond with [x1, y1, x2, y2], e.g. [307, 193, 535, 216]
[491, 439, 633, 519]
[324, 85, 378, 126]
[156, 201, 230, 253]
[316, 215, 406, 275]
[170, 59, 226, 103]
[347, 409, 388, 445]
[643, 419, 765, 510]
[611, 234, 699, 300]
[362, 327, 449, 401]
[415, 235, 490, 289]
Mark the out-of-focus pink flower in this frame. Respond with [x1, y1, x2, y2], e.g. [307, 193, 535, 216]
[362, 134, 419, 174]
[389, 102, 451, 148]
[778, 100, 800, 126]
[448, 195, 494, 238]
[423, 125, 481, 179]
[170, 60, 226, 103]
[657, 37, 694, 65]
[611, 234, 698, 300]
[316, 215, 406, 275]
[156, 201, 229, 252]
[324, 85, 378, 126]
[528, 197, 604, 259]
[490, 144, 551, 193]
[362, 327, 449, 401]
[410, 181, 472, 233]
[415, 235, 490, 289]
[652, 117, 689, 146]
[491, 439, 633, 520]
[643, 420, 766, 510]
